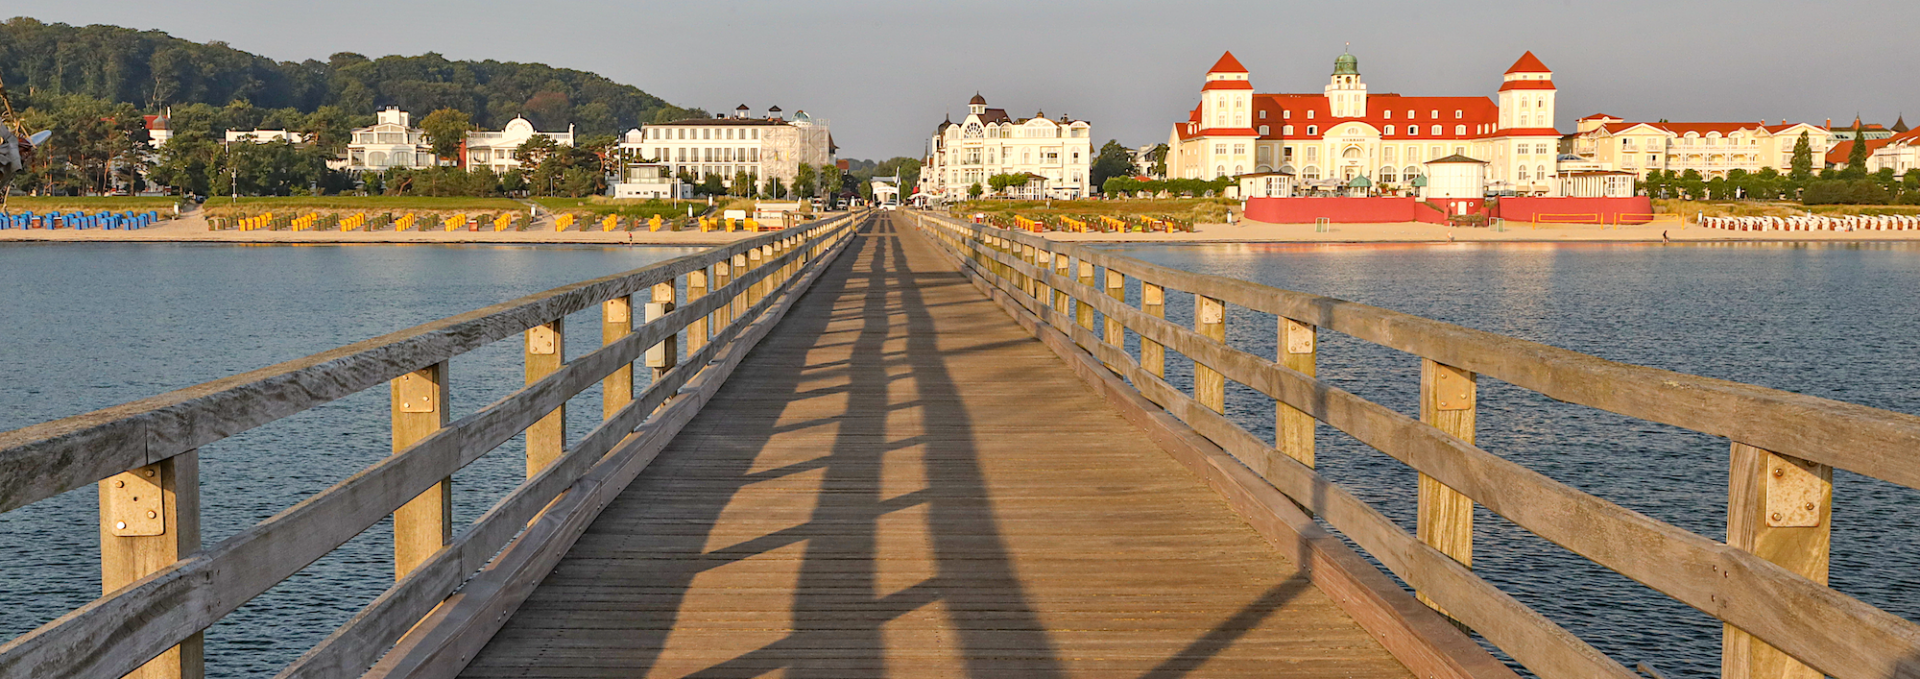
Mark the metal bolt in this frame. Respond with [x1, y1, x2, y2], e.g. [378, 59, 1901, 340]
[114, 480, 125, 488]
[147, 510, 158, 519]
[1772, 468, 1784, 478]
[1771, 512, 1783, 521]
[1805, 502, 1816, 511]
[115, 521, 127, 530]
[144, 469, 156, 477]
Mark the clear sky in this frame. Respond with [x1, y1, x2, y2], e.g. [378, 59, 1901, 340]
[21, 0, 1918, 160]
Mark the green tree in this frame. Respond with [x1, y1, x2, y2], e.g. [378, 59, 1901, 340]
[792, 163, 817, 199]
[419, 108, 472, 162]
[1090, 139, 1135, 192]
[968, 182, 984, 198]
[1148, 144, 1169, 177]
[822, 164, 845, 198]
[1790, 132, 1814, 180]
[1842, 123, 1871, 179]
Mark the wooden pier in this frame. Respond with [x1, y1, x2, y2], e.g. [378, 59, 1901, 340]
[2, 211, 1919, 679]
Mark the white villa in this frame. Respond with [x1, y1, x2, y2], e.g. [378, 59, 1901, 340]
[921, 93, 1093, 202]
[463, 117, 575, 173]
[341, 107, 575, 174]
[613, 105, 835, 192]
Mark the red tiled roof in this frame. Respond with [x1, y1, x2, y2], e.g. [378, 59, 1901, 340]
[1201, 79, 1254, 91]
[1498, 80, 1557, 92]
[1580, 113, 1620, 121]
[1827, 138, 1895, 164]
[1208, 51, 1249, 74]
[1247, 93, 1501, 141]
[1505, 51, 1550, 74]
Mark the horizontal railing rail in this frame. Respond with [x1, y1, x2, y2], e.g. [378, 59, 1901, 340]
[907, 210, 1920, 679]
[0, 212, 863, 679]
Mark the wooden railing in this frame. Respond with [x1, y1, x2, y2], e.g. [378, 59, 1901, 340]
[0, 213, 863, 679]
[907, 210, 1920, 679]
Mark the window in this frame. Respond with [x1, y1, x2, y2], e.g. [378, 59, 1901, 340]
[1216, 165, 1226, 177]
[1283, 146, 1295, 160]
[1260, 125, 1269, 135]
[1305, 147, 1318, 162]
[1307, 110, 1315, 119]
[1284, 125, 1294, 135]
[1455, 125, 1466, 135]
[1405, 125, 1416, 137]
[1384, 110, 1393, 119]
[1383, 146, 1396, 163]
[1233, 144, 1246, 155]
[1380, 166, 1397, 183]
[1307, 125, 1318, 135]
[1455, 110, 1463, 119]
[1385, 125, 1395, 135]
[1432, 125, 1442, 135]
[1519, 167, 1530, 181]
[1431, 110, 1439, 119]
[1215, 144, 1227, 155]
[1537, 164, 1547, 179]
[1259, 110, 1267, 119]
[1407, 110, 1415, 119]
[1302, 166, 1320, 180]
[1536, 143, 1550, 155]
[1284, 110, 1292, 119]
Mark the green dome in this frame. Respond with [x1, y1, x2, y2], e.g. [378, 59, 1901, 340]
[1411, 174, 1428, 188]
[1333, 50, 1359, 75]
[1345, 174, 1372, 188]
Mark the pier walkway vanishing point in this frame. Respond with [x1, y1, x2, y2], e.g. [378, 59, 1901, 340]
[3, 210, 1920, 679]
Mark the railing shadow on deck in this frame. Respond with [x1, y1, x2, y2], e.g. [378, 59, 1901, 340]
[464, 216, 1074, 678]
[908, 209, 1920, 679]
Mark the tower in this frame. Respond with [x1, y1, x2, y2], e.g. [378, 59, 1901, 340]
[968, 93, 987, 116]
[1201, 51, 1253, 129]
[1324, 46, 1367, 118]
[1498, 51, 1556, 130]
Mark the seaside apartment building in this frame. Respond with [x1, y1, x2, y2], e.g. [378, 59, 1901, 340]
[1166, 50, 1565, 195]
[613, 105, 835, 191]
[1569, 115, 1830, 179]
[920, 93, 1094, 201]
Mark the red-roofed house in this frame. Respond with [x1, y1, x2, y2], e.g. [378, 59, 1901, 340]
[1569, 115, 1829, 179]
[1828, 128, 1920, 175]
[1167, 49, 1566, 194]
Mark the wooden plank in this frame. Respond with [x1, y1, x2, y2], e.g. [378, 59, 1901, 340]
[0, 227, 816, 515]
[1418, 359, 1475, 620]
[1141, 282, 1165, 379]
[1076, 259, 1095, 330]
[99, 453, 202, 679]
[1194, 295, 1226, 416]
[686, 268, 709, 356]
[645, 282, 677, 382]
[1723, 443, 1831, 679]
[934, 218, 1920, 679]
[391, 363, 451, 580]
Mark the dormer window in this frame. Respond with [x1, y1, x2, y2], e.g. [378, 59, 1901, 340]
[1431, 110, 1439, 119]
[1307, 125, 1318, 135]
[1385, 125, 1395, 135]
[1307, 110, 1316, 119]
[1259, 125, 1269, 135]
[1384, 111, 1392, 119]
[1284, 110, 1292, 119]
[1455, 110, 1463, 119]
[1259, 111, 1267, 119]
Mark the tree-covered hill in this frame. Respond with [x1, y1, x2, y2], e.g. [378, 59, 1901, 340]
[0, 17, 703, 134]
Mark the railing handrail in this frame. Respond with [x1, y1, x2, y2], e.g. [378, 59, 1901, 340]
[910, 211, 1920, 679]
[0, 224, 811, 515]
[951, 217, 1920, 493]
[0, 213, 863, 679]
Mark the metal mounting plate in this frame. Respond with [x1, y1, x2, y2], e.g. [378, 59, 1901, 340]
[1765, 456, 1825, 527]
[107, 466, 165, 536]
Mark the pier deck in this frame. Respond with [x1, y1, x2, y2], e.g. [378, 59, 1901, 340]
[459, 216, 1410, 677]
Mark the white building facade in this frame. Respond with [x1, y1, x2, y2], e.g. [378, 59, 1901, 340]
[1570, 114, 1830, 179]
[614, 106, 834, 191]
[343, 108, 436, 172]
[921, 94, 1093, 201]
[463, 117, 575, 173]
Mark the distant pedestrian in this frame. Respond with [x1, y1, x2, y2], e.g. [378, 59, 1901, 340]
[1662, 230, 1670, 243]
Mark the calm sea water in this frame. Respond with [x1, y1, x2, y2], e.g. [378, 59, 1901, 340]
[1103, 241, 1920, 678]
[3, 241, 1916, 677]
[0, 242, 699, 678]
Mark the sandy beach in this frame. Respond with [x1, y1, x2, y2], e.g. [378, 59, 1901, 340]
[1040, 219, 1920, 243]
[0, 211, 784, 245]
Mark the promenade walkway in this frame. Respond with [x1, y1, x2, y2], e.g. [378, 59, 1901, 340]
[458, 215, 1411, 677]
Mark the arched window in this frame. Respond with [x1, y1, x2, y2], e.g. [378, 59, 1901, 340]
[1431, 125, 1442, 135]
[1455, 125, 1466, 135]
[1307, 125, 1318, 135]
[1259, 125, 1269, 135]
[1234, 165, 1244, 175]
[1342, 147, 1362, 159]
[1405, 165, 1420, 179]
[1284, 125, 1294, 135]
[369, 151, 388, 167]
[1380, 166, 1397, 183]
[1216, 165, 1226, 178]
[1385, 125, 1395, 135]
[1537, 164, 1548, 180]
[1405, 125, 1416, 137]
[1302, 165, 1320, 180]
[1519, 167, 1530, 181]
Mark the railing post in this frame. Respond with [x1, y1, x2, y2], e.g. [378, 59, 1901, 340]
[1194, 296, 1226, 413]
[714, 257, 733, 332]
[1053, 252, 1071, 314]
[602, 295, 633, 419]
[389, 363, 450, 582]
[1030, 244, 1050, 307]
[1417, 359, 1476, 618]
[101, 452, 202, 679]
[646, 281, 678, 382]
[1723, 443, 1831, 679]
[525, 319, 564, 477]
[687, 267, 709, 355]
[1275, 318, 1317, 470]
[1104, 269, 1126, 350]
[1141, 282, 1165, 379]
[731, 251, 749, 323]
[1077, 259, 1096, 330]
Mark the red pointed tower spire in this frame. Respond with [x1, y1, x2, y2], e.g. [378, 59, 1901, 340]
[1207, 51, 1248, 74]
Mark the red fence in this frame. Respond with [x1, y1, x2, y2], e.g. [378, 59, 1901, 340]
[1494, 197, 1654, 225]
